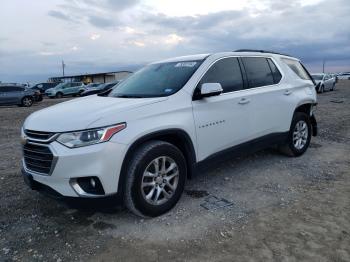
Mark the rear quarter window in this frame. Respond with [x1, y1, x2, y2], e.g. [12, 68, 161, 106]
[282, 58, 311, 80]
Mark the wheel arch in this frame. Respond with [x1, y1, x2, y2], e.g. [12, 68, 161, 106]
[293, 102, 317, 136]
[117, 129, 197, 196]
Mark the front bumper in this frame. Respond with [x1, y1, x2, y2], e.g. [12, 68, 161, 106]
[22, 141, 128, 198]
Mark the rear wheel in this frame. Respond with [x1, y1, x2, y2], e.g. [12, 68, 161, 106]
[124, 141, 187, 217]
[21, 96, 33, 107]
[280, 112, 311, 157]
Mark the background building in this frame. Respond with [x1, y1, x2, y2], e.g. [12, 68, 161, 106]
[48, 71, 132, 84]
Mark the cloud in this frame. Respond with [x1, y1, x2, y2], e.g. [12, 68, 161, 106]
[48, 10, 73, 21]
[90, 33, 101, 40]
[105, 0, 140, 10]
[2, 0, 350, 83]
[165, 34, 184, 45]
[138, 0, 350, 66]
[88, 15, 116, 28]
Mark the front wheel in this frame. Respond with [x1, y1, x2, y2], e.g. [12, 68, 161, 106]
[280, 112, 311, 157]
[124, 141, 187, 217]
[320, 85, 324, 93]
[55, 92, 63, 98]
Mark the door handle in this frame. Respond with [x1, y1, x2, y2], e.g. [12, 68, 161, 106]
[284, 90, 292, 96]
[238, 98, 250, 105]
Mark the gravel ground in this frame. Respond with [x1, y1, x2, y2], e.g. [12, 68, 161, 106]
[0, 81, 349, 262]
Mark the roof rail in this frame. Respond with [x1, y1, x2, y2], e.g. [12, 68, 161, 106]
[234, 49, 293, 57]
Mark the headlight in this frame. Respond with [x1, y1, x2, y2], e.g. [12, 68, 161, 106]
[56, 123, 126, 148]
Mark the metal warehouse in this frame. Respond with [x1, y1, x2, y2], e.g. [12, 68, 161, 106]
[48, 71, 132, 84]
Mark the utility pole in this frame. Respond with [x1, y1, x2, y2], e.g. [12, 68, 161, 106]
[62, 60, 66, 77]
[322, 59, 326, 73]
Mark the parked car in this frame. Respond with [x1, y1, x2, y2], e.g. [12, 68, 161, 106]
[0, 85, 39, 107]
[81, 80, 121, 96]
[22, 50, 317, 217]
[338, 73, 350, 80]
[31, 82, 61, 94]
[311, 73, 335, 93]
[45, 82, 85, 98]
[84, 83, 103, 90]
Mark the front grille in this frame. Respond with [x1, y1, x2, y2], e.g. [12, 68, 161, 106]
[23, 143, 54, 175]
[24, 130, 56, 141]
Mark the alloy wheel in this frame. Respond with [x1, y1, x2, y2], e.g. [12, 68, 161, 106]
[141, 156, 179, 205]
[23, 97, 32, 107]
[293, 120, 308, 150]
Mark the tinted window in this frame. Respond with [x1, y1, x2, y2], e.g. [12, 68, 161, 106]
[199, 57, 243, 93]
[13, 86, 24, 91]
[1, 86, 23, 92]
[242, 57, 274, 88]
[0, 86, 12, 92]
[282, 58, 311, 80]
[267, 58, 282, 84]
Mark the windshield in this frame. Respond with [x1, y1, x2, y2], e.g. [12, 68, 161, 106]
[109, 60, 203, 98]
[311, 74, 324, 80]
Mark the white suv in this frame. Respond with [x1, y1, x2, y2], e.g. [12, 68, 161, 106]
[21, 50, 318, 217]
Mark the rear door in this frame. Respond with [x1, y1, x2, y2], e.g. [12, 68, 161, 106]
[240, 57, 291, 138]
[192, 57, 251, 161]
[2, 86, 24, 104]
[0, 86, 9, 105]
[64, 83, 75, 95]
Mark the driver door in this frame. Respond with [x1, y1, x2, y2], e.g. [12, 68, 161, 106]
[192, 57, 251, 161]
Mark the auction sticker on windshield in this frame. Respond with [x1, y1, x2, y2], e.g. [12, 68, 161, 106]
[175, 62, 197, 67]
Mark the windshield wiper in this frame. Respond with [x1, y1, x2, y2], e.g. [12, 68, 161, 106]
[115, 94, 143, 98]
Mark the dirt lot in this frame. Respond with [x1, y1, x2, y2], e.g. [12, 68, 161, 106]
[0, 82, 349, 262]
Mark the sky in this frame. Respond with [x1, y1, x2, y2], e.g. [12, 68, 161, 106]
[0, 0, 349, 83]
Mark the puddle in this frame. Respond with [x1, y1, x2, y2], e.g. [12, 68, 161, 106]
[330, 99, 344, 104]
[200, 196, 234, 211]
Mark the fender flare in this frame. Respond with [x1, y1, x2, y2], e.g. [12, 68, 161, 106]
[117, 128, 197, 196]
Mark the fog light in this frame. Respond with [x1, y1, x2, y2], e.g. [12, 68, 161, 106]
[72, 176, 105, 196]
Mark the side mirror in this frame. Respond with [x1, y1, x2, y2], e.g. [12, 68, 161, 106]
[200, 83, 223, 98]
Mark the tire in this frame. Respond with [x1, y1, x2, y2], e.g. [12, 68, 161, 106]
[56, 92, 63, 99]
[124, 140, 187, 217]
[36, 95, 43, 102]
[21, 96, 33, 107]
[280, 112, 311, 157]
[320, 85, 324, 93]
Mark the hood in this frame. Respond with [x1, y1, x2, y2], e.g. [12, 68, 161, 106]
[45, 88, 54, 93]
[24, 95, 168, 132]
